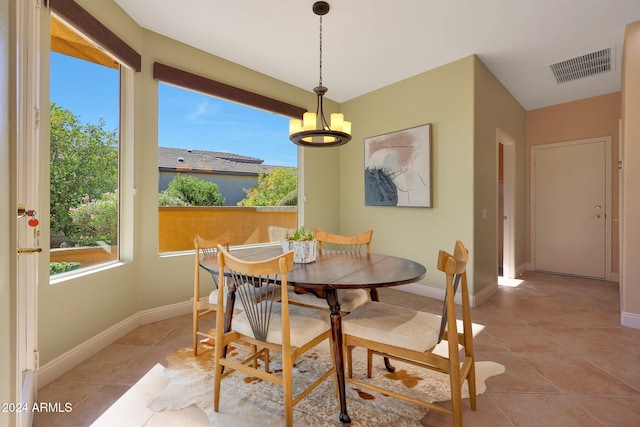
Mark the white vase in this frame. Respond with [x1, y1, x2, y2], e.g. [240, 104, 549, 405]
[281, 240, 317, 263]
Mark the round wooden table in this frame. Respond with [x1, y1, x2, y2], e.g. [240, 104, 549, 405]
[200, 245, 426, 424]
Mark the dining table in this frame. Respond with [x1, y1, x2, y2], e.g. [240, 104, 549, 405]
[200, 244, 426, 424]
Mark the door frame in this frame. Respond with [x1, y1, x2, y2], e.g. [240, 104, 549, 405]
[497, 129, 516, 279]
[530, 137, 612, 280]
[15, 0, 41, 425]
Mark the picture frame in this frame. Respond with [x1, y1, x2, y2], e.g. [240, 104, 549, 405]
[364, 123, 432, 207]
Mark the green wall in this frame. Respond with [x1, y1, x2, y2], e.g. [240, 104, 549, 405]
[338, 57, 476, 291]
[472, 56, 527, 293]
[337, 56, 525, 294]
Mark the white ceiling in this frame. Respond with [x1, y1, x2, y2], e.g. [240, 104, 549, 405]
[114, 0, 640, 110]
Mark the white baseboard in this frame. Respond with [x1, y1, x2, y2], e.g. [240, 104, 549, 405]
[37, 300, 192, 389]
[474, 282, 498, 306]
[516, 263, 528, 277]
[395, 281, 497, 308]
[621, 311, 640, 330]
[138, 300, 193, 325]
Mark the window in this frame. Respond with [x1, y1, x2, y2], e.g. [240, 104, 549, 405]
[154, 64, 303, 253]
[49, 15, 121, 275]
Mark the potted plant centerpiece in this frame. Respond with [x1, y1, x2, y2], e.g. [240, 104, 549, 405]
[282, 227, 317, 263]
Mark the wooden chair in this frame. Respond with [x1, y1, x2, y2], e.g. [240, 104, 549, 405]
[192, 232, 232, 355]
[287, 228, 373, 313]
[343, 240, 476, 427]
[267, 225, 294, 242]
[213, 246, 337, 427]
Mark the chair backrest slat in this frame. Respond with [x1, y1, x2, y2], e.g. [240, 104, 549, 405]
[436, 241, 469, 343]
[314, 228, 373, 254]
[194, 231, 232, 289]
[217, 245, 294, 343]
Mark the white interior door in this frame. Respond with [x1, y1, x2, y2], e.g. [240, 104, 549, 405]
[532, 137, 611, 279]
[15, 1, 41, 425]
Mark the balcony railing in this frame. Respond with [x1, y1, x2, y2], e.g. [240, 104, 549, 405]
[158, 206, 297, 252]
[50, 206, 297, 270]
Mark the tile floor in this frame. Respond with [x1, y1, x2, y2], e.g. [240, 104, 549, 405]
[33, 271, 640, 426]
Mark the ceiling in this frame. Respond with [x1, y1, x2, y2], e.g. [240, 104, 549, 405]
[114, 0, 640, 111]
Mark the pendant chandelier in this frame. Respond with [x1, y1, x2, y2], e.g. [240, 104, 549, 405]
[289, 1, 352, 147]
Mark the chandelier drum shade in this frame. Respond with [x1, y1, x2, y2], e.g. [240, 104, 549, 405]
[289, 1, 352, 147]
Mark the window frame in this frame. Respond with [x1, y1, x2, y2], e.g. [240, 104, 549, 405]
[154, 64, 305, 253]
[152, 62, 305, 119]
[47, 0, 139, 281]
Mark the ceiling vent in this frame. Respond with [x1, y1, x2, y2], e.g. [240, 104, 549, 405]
[550, 48, 612, 84]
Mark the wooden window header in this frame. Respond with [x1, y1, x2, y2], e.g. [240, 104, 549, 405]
[48, 0, 141, 72]
[153, 62, 306, 119]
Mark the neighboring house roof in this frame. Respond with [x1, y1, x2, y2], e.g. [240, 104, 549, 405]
[158, 147, 275, 176]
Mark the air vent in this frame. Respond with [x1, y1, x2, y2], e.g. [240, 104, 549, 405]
[550, 48, 611, 84]
[178, 157, 184, 162]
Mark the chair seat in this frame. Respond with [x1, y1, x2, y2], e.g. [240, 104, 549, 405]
[343, 301, 442, 352]
[288, 288, 369, 312]
[233, 301, 331, 348]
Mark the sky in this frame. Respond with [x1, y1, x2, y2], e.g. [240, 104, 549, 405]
[50, 52, 297, 167]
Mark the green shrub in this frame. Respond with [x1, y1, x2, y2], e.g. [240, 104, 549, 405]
[238, 167, 297, 206]
[161, 175, 224, 206]
[50, 262, 81, 275]
[278, 189, 298, 206]
[158, 191, 190, 206]
[69, 191, 118, 246]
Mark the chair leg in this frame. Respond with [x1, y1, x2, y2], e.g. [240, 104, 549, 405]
[467, 356, 477, 410]
[282, 350, 294, 427]
[366, 349, 373, 378]
[251, 344, 258, 368]
[193, 312, 199, 356]
[468, 366, 477, 411]
[213, 339, 223, 412]
[449, 360, 463, 427]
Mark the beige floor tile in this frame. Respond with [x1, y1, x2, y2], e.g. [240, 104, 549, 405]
[489, 393, 604, 427]
[572, 395, 640, 427]
[36, 271, 640, 426]
[517, 352, 640, 395]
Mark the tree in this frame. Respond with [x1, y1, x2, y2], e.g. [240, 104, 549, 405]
[159, 174, 224, 206]
[237, 167, 297, 206]
[50, 102, 119, 242]
[69, 191, 118, 246]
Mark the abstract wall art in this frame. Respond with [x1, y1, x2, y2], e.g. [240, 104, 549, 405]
[364, 123, 432, 207]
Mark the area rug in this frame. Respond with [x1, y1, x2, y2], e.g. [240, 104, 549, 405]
[148, 342, 504, 426]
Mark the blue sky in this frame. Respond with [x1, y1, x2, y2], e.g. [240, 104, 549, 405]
[50, 52, 297, 167]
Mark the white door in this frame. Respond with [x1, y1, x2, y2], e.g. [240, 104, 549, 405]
[15, 0, 41, 425]
[532, 137, 611, 279]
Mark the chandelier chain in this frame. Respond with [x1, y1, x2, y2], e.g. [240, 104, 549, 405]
[318, 16, 323, 87]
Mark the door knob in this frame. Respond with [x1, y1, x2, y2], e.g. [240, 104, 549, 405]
[18, 203, 27, 218]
